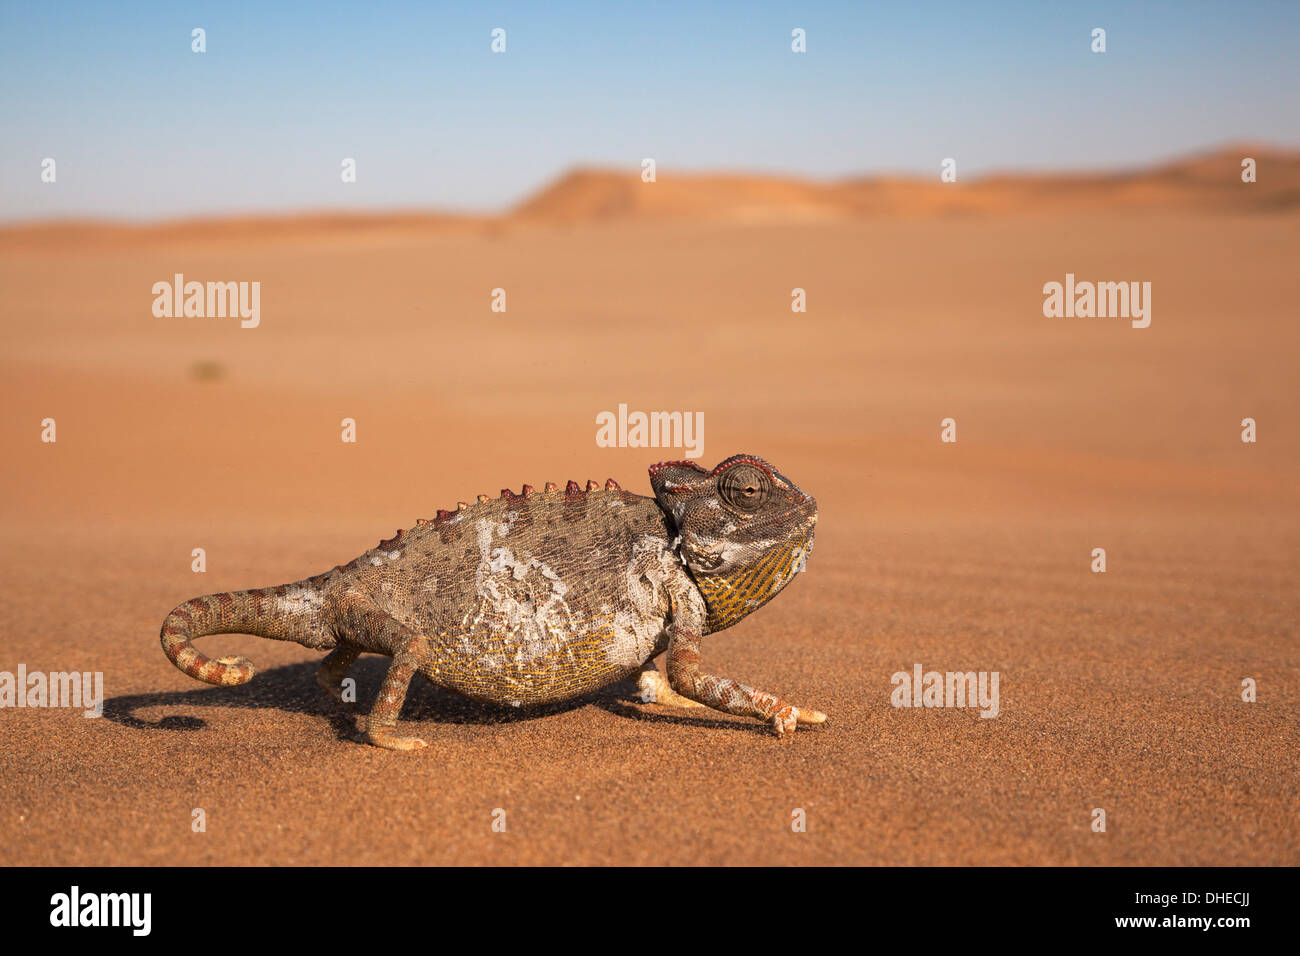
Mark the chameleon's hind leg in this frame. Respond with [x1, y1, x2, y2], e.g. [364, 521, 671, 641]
[325, 590, 431, 751]
[634, 660, 703, 709]
[316, 644, 360, 707]
[367, 644, 427, 751]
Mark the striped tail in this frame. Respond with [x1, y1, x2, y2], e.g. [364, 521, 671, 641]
[160, 583, 327, 686]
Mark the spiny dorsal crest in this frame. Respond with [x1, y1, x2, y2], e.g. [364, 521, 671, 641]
[413, 476, 627, 530]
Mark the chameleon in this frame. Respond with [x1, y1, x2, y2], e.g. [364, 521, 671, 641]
[159, 454, 824, 750]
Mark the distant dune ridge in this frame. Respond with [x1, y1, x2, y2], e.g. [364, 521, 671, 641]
[2, 143, 1297, 246]
[513, 144, 1300, 222]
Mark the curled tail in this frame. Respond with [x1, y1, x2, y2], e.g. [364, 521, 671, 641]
[160, 582, 328, 686]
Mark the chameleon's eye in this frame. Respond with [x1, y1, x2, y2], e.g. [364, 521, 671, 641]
[718, 464, 770, 511]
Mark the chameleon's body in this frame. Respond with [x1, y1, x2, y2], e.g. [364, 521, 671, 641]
[160, 454, 823, 749]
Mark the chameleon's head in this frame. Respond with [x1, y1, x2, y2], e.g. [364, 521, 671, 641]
[649, 454, 817, 632]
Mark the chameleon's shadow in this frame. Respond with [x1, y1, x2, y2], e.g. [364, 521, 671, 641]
[105, 658, 755, 742]
[588, 698, 753, 733]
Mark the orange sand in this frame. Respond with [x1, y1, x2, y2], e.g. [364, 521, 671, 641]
[1, 148, 1296, 864]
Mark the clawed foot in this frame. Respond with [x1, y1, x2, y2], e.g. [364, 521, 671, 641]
[365, 725, 428, 751]
[772, 704, 828, 737]
[635, 667, 704, 709]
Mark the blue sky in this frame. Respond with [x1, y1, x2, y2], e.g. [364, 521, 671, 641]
[2, 0, 1297, 221]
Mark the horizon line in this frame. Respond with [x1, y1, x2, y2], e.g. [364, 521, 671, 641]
[4, 138, 1296, 231]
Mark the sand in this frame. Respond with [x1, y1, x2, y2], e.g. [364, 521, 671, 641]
[1, 153, 1297, 865]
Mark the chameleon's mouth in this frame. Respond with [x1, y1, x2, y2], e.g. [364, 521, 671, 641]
[747, 494, 816, 540]
[695, 526, 816, 631]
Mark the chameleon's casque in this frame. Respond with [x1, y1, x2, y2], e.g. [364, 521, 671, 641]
[159, 454, 823, 749]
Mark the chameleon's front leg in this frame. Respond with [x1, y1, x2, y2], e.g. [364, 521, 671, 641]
[663, 579, 826, 736]
[635, 660, 703, 709]
[667, 625, 826, 735]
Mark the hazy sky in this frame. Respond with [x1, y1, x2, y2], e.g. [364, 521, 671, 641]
[2, 1, 1297, 221]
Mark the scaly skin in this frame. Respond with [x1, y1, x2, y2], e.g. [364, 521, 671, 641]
[160, 454, 824, 749]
